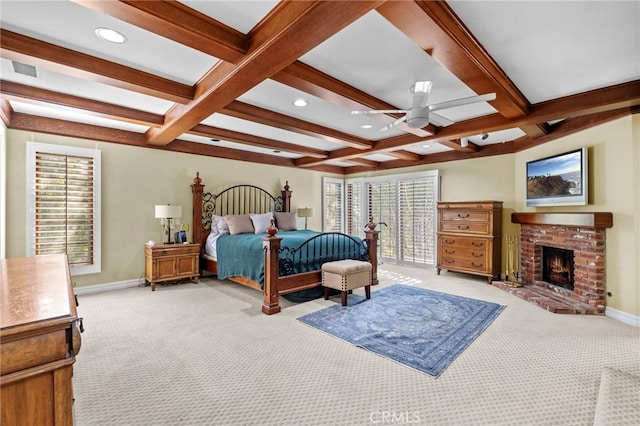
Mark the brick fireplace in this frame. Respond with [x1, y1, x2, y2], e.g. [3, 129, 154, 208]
[500, 212, 613, 314]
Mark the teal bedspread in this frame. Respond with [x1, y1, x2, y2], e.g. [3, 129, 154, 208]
[216, 230, 320, 288]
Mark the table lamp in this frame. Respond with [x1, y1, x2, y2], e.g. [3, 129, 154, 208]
[297, 207, 314, 230]
[155, 204, 182, 244]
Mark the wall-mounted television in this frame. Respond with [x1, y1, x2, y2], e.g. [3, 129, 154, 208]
[526, 147, 588, 207]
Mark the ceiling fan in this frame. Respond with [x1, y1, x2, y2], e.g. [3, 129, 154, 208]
[351, 81, 496, 131]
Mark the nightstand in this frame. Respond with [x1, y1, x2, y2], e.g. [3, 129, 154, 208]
[144, 243, 200, 291]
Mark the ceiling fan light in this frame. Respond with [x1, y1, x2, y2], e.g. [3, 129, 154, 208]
[406, 109, 429, 129]
[293, 99, 308, 107]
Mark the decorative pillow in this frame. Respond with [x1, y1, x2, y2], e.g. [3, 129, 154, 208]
[224, 214, 254, 235]
[275, 212, 297, 231]
[250, 212, 273, 234]
[212, 215, 229, 235]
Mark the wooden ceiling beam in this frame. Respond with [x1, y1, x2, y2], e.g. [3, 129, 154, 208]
[222, 101, 372, 150]
[274, 61, 434, 137]
[377, 0, 530, 119]
[0, 30, 194, 103]
[0, 99, 12, 126]
[145, 1, 385, 146]
[0, 80, 165, 126]
[386, 150, 423, 161]
[440, 139, 479, 153]
[9, 113, 298, 167]
[70, 0, 247, 63]
[189, 124, 328, 159]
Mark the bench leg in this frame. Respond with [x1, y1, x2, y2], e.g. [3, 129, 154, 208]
[341, 291, 348, 306]
[365, 285, 371, 300]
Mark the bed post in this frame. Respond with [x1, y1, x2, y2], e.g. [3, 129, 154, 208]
[281, 181, 292, 212]
[191, 172, 204, 246]
[262, 221, 282, 315]
[365, 217, 379, 286]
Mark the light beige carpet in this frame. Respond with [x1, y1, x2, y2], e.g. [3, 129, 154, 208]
[73, 265, 640, 425]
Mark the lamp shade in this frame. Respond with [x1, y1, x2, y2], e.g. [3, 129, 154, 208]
[297, 207, 314, 218]
[155, 205, 182, 219]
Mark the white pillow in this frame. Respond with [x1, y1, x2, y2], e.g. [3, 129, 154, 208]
[250, 212, 273, 234]
[212, 215, 229, 235]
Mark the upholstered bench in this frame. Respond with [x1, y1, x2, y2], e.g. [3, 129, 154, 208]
[322, 259, 372, 306]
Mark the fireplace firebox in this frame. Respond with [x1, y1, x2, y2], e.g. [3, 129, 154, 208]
[541, 246, 574, 290]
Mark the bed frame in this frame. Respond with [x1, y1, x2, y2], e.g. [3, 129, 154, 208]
[191, 172, 379, 315]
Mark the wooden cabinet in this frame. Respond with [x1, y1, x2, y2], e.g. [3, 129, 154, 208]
[437, 201, 503, 283]
[1, 254, 82, 426]
[145, 243, 200, 290]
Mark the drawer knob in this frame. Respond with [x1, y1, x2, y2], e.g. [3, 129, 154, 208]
[445, 259, 456, 264]
[457, 213, 470, 218]
[472, 252, 484, 258]
[471, 242, 484, 247]
[445, 249, 455, 255]
[472, 262, 483, 267]
[457, 225, 469, 230]
[444, 239, 456, 244]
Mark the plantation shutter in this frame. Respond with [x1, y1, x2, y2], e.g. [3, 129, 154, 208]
[367, 180, 397, 260]
[399, 176, 438, 264]
[322, 178, 343, 232]
[34, 152, 95, 267]
[345, 179, 364, 237]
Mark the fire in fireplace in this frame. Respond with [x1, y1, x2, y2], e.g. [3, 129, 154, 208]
[541, 246, 574, 290]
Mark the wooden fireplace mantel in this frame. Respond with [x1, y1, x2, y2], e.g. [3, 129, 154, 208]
[511, 212, 613, 228]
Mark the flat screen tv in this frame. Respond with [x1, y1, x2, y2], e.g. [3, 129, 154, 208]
[526, 147, 588, 207]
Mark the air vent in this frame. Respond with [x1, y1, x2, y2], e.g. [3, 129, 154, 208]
[11, 61, 38, 78]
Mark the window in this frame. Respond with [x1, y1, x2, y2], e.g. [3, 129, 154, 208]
[322, 177, 344, 232]
[325, 171, 440, 267]
[26, 142, 101, 275]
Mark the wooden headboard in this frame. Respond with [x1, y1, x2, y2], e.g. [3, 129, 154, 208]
[191, 172, 292, 247]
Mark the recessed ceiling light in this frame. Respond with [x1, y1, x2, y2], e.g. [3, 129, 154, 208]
[422, 144, 431, 148]
[360, 124, 373, 129]
[293, 99, 308, 107]
[95, 27, 127, 44]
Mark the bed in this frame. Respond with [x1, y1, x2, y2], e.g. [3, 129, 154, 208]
[190, 172, 379, 314]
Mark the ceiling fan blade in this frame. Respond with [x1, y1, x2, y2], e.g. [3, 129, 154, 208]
[428, 112, 455, 127]
[411, 81, 433, 109]
[351, 109, 407, 115]
[380, 115, 407, 131]
[429, 93, 496, 112]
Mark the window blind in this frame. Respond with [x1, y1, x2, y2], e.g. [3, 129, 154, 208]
[399, 177, 437, 264]
[33, 152, 95, 267]
[367, 180, 397, 259]
[322, 178, 343, 232]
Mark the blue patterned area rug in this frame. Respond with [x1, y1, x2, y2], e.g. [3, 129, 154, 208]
[298, 284, 505, 377]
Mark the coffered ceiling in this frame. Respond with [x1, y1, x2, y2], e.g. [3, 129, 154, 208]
[1, 1, 639, 174]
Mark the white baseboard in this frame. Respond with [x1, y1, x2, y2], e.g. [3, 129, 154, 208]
[606, 306, 640, 327]
[75, 279, 140, 295]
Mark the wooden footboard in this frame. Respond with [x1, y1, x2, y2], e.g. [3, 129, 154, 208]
[191, 172, 378, 315]
[261, 223, 378, 315]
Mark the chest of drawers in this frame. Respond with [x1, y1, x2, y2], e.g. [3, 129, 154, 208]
[1, 254, 82, 426]
[437, 201, 503, 283]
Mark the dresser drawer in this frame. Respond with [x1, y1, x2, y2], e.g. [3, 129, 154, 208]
[439, 220, 490, 234]
[438, 255, 490, 274]
[147, 245, 199, 258]
[440, 210, 490, 223]
[439, 236, 489, 250]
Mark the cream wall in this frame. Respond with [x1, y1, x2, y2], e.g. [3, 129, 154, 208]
[513, 116, 638, 318]
[5, 116, 638, 318]
[5, 130, 324, 287]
